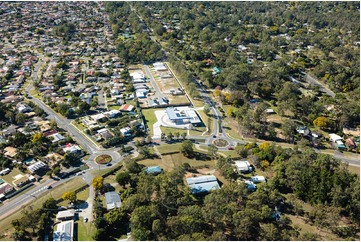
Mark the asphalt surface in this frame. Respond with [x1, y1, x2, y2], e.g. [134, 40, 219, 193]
[143, 64, 165, 100]
[305, 73, 335, 97]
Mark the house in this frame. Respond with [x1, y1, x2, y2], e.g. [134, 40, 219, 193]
[16, 103, 32, 113]
[27, 161, 47, 174]
[56, 210, 75, 221]
[0, 182, 15, 199]
[153, 62, 167, 71]
[119, 104, 135, 112]
[53, 220, 74, 241]
[251, 175, 266, 184]
[120, 127, 131, 137]
[4, 146, 17, 158]
[63, 143, 82, 155]
[166, 107, 202, 126]
[135, 89, 149, 98]
[234, 161, 253, 173]
[104, 110, 120, 118]
[1, 125, 18, 137]
[97, 128, 114, 140]
[329, 133, 342, 142]
[12, 174, 31, 188]
[48, 133, 65, 143]
[105, 191, 122, 210]
[0, 168, 11, 176]
[186, 175, 220, 194]
[145, 166, 162, 175]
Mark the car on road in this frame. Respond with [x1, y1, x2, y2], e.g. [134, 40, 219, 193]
[46, 185, 52, 189]
[84, 217, 88, 223]
[75, 209, 82, 212]
[106, 163, 112, 167]
[213, 135, 217, 138]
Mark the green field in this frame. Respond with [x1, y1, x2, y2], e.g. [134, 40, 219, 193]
[77, 219, 96, 241]
[142, 109, 157, 136]
[160, 126, 187, 136]
[156, 143, 183, 154]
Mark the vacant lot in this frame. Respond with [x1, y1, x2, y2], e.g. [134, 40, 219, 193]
[142, 109, 157, 136]
[77, 219, 96, 241]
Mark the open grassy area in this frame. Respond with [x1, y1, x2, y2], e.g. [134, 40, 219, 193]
[77, 219, 96, 241]
[156, 143, 183, 154]
[142, 109, 157, 136]
[1, 168, 25, 185]
[160, 126, 187, 136]
[138, 158, 173, 171]
[71, 121, 86, 131]
[109, 105, 121, 110]
[162, 152, 216, 170]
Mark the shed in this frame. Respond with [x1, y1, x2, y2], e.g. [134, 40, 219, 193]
[53, 220, 74, 241]
[186, 175, 220, 194]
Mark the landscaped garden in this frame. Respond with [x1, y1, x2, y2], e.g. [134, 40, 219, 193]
[95, 154, 112, 164]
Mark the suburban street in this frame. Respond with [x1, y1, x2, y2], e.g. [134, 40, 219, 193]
[143, 64, 165, 101]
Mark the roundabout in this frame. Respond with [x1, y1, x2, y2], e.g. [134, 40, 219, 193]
[213, 138, 229, 148]
[95, 154, 112, 164]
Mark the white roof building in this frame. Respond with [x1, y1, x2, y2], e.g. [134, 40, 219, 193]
[153, 62, 167, 71]
[53, 220, 74, 241]
[251, 175, 266, 183]
[234, 161, 253, 173]
[329, 133, 342, 142]
[27, 161, 47, 173]
[166, 107, 202, 125]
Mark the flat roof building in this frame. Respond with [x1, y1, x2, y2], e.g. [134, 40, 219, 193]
[166, 107, 202, 125]
[234, 161, 253, 173]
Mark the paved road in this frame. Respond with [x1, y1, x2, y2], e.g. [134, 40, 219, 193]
[305, 73, 335, 97]
[143, 64, 165, 101]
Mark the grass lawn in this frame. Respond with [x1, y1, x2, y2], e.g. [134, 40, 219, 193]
[138, 158, 173, 171]
[142, 109, 157, 136]
[95, 154, 112, 164]
[77, 219, 96, 241]
[170, 95, 191, 105]
[71, 121, 86, 131]
[156, 143, 183, 154]
[109, 105, 121, 110]
[161, 152, 216, 170]
[1, 168, 25, 185]
[76, 188, 90, 202]
[160, 126, 187, 136]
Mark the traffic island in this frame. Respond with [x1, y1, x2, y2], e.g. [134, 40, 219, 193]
[95, 154, 112, 164]
[213, 138, 229, 148]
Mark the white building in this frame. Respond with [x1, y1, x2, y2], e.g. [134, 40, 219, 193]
[234, 161, 253, 173]
[165, 107, 202, 126]
[53, 220, 74, 241]
[153, 62, 167, 71]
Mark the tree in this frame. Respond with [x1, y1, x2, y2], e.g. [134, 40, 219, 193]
[139, 146, 151, 158]
[281, 119, 297, 143]
[181, 132, 187, 140]
[32, 132, 44, 143]
[62, 191, 77, 203]
[92, 176, 104, 191]
[126, 160, 142, 174]
[204, 104, 211, 116]
[116, 171, 131, 187]
[15, 113, 26, 125]
[161, 133, 166, 141]
[208, 144, 218, 159]
[313, 116, 331, 130]
[166, 132, 174, 141]
[181, 140, 194, 157]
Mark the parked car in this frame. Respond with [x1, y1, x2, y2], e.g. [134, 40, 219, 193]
[84, 217, 88, 223]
